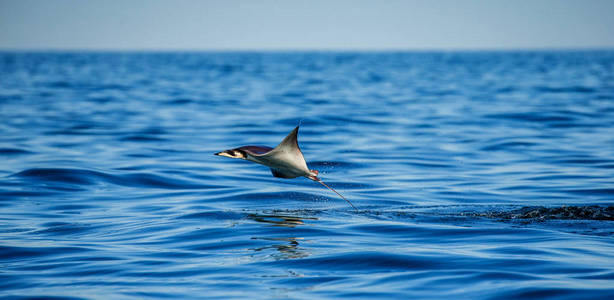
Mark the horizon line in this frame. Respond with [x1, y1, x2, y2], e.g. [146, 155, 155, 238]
[1, 46, 613, 53]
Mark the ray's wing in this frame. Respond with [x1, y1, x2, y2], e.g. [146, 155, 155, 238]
[238, 145, 274, 156]
[247, 126, 310, 174]
[246, 126, 303, 159]
[274, 126, 302, 155]
[236, 126, 301, 158]
[270, 168, 296, 178]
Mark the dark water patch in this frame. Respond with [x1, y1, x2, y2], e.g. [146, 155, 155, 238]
[120, 135, 167, 142]
[70, 255, 123, 262]
[467, 205, 614, 221]
[47, 80, 72, 88]
[534, 85, 596, 94]
[166, 98, 195, 105]
[0, 245, 92, 261]
[0, 190, 63, 198]
[11, 261, 83, 272]
[1, 296, 88, 300]
[67, 123, 110, 131]
[119, 173, 221, 189]
[481, 141, 537, 151]
[0, 148, 32, 155]
[48, 204, 98, 211]
[12, 168, 106, 185]
[280, 91, 305, 98]
[402, 160, 455, 168]
[87, 96, 114, 103]
[139, 127, 168, 135]
[12, 168, 223, 190]
[126, 153, 157, 158]
[233, 129, 280, 136]
[496, 287, 614, 300]
[257, 251, 442, 272]
[566, 189, 614, 196]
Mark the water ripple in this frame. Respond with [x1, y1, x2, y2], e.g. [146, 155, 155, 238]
[12, 168, 225, 190]
[1, 51, 614, 299]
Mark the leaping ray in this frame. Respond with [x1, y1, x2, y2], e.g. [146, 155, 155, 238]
[215, 125, 357, 210]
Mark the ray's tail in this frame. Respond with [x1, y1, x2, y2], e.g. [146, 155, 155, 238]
[316, 179, 357, 210]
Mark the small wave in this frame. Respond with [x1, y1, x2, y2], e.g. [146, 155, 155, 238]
[119, 135, 166, 142]
[48, 204, 98, 211]
[13, 168, 106, 185]
[485, 112, 575, 123]
[0, 245, 92, 260]
[0, 190, 63, 198]
[481, 141, 537, 151]
[534, 85, 596, 94]
[254, 251, 442, 271]
[0, 294, 87, 300]
[119, 173, 218, 189]
[402, 160, 455, 168]
[497, 287, 612, 300]
[33, 222, 96, 236]
[0, 148, 32, 155]
[566, 188, 614, 196]
[166, 98, 195, 105]
[280, 91, 305, 98]
[12, 168, 223, 190]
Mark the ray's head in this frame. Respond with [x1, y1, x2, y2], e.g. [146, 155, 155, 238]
[214, 148, 247, 159]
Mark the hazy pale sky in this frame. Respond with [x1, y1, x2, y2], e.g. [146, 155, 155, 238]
[1, 0, 613, 50]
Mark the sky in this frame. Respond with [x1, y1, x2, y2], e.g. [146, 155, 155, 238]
[1, 0, 613, 51]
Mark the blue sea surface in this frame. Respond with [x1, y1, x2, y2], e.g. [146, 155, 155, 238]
[1, 51, 614, 299]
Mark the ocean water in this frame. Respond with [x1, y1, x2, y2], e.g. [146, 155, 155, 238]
[1, 51, 614, 299]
